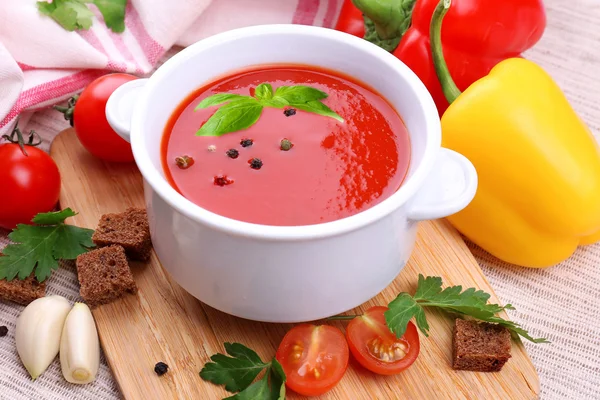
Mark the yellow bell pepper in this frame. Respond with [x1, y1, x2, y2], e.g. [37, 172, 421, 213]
[430, 0, 600, 267]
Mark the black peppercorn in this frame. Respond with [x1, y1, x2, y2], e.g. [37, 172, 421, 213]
[154, 362, 169, 376]
[280, 139, 293, 151]
[249, 158, 263, 170]
[240, 138, 254, 147]
[175, 155, 194, 169]
[226, 148, 239, 159]
[214, 175, 234, 186]
[0, 326, 7, 337]
[284, 108, 297, 117]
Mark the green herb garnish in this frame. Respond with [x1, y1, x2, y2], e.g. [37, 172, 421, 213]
[195, 83, 344, 137]
[384, 274, 548, 343]
[200, 342, 286, 400]
[0, 209, 95, 282]
[37, 0, 127, 33]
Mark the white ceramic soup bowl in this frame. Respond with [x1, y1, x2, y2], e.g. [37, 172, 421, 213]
[106, 24, 477, 323]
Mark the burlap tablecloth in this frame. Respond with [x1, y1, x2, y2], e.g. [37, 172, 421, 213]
[1, 1, 599, 399]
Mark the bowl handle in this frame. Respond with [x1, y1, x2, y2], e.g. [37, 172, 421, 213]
[105, 78, 149, 143]
[407, 148, 478, 221]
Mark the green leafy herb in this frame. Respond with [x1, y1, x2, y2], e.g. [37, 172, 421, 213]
[273, 86, 328, 103]
[293, 100, 344, 123]
[194, 83, 344, 137]
[195, 94, 248, 110]
[38, 0, 94, 31]
[200, 342, 286, 400]
[93, 0, 127, 33]
[0, 209, 95, 282]
[385, 274, 548, 343]
[37, 0, 127, 33]
[254, 83, 274, 101]
[196, 99, 263, 137]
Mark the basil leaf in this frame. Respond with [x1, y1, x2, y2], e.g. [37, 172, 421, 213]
[195, 93, 248, 110]
[196, 99, 263, 137]
[274, 85, 328, 103]
[254, 83, 273, 101]
[260, 97, 289, 109]
[292, 100, 344, 123]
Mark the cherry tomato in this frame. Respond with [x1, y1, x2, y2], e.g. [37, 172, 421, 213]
[346, 306, 420, 375]
[276, 324, 349, 397]
[69, 73, 137, 162]
[0, 130, 61, 230]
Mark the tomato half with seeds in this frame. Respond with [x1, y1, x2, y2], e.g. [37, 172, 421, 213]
[276, 324, 349, 397]
[347, 306, 420, 375]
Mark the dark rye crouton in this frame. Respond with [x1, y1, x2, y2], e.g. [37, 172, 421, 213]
[0, 253, 46, 305]
[76, 245, 137, 308]
[452, 318, 512, 372]
[92, 207, 152, 261]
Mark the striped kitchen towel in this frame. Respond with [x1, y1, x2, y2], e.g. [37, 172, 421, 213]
[0, 0, 343, 135]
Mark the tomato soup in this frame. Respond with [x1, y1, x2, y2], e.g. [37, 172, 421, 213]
[161, 66, 410, 226]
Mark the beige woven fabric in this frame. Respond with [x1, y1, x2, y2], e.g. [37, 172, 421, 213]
[1, 1, 599, 399]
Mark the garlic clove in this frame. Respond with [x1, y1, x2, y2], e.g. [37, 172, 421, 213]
[60, 302, 99, 384]
[15, 295, 72, 380]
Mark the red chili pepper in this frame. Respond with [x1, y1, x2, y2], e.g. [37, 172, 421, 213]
[334, 0, 365, 38]
[334, 0, 546, 116]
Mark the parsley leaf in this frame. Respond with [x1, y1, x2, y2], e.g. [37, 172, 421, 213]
[200, 343, 286, 400]
[37, 0, 127, 33]
[385, 274, 548, 343]
[37, 0, 95, 31]
[195, 82, 344, 137]
[0, 209, 94, 282]
[93, 0, 127, 33]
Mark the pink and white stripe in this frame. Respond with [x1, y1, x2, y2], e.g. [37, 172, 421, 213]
[0, 0, 343, 133]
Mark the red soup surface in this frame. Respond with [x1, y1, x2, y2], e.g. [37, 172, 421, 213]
[162, 65, 411, 226]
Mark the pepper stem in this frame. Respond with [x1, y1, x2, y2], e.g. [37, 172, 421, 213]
[353, 0, 414, 40]
[430, 0, 461, 104]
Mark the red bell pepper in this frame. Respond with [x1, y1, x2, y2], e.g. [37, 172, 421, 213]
[334, 0, 546, 116]
[335, 0, 365, 38]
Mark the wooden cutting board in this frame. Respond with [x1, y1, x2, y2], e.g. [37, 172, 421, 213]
[51, 128, 539, 400]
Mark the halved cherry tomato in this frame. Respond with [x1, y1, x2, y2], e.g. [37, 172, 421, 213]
[276, 324, 349, 397]
[346, 306, 420, 375]
[56, 73, 137, 162]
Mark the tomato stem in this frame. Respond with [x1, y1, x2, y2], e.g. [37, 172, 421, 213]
[326, 315, 359, 321]
[1, 118, 42, 156]
[430, 0, 461, 104]
[53, 95, 79, 127]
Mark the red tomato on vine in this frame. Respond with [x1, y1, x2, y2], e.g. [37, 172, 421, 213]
[0, 123, 61, 230]
[55, 73, 138, 163]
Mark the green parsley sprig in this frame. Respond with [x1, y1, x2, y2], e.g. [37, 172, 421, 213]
[195, 83, 344, 137]
[0, 208, 95, 282]
[37, 0, 127, 33]
[200, 342, 285, 400]
[384, 274, 548, 343]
